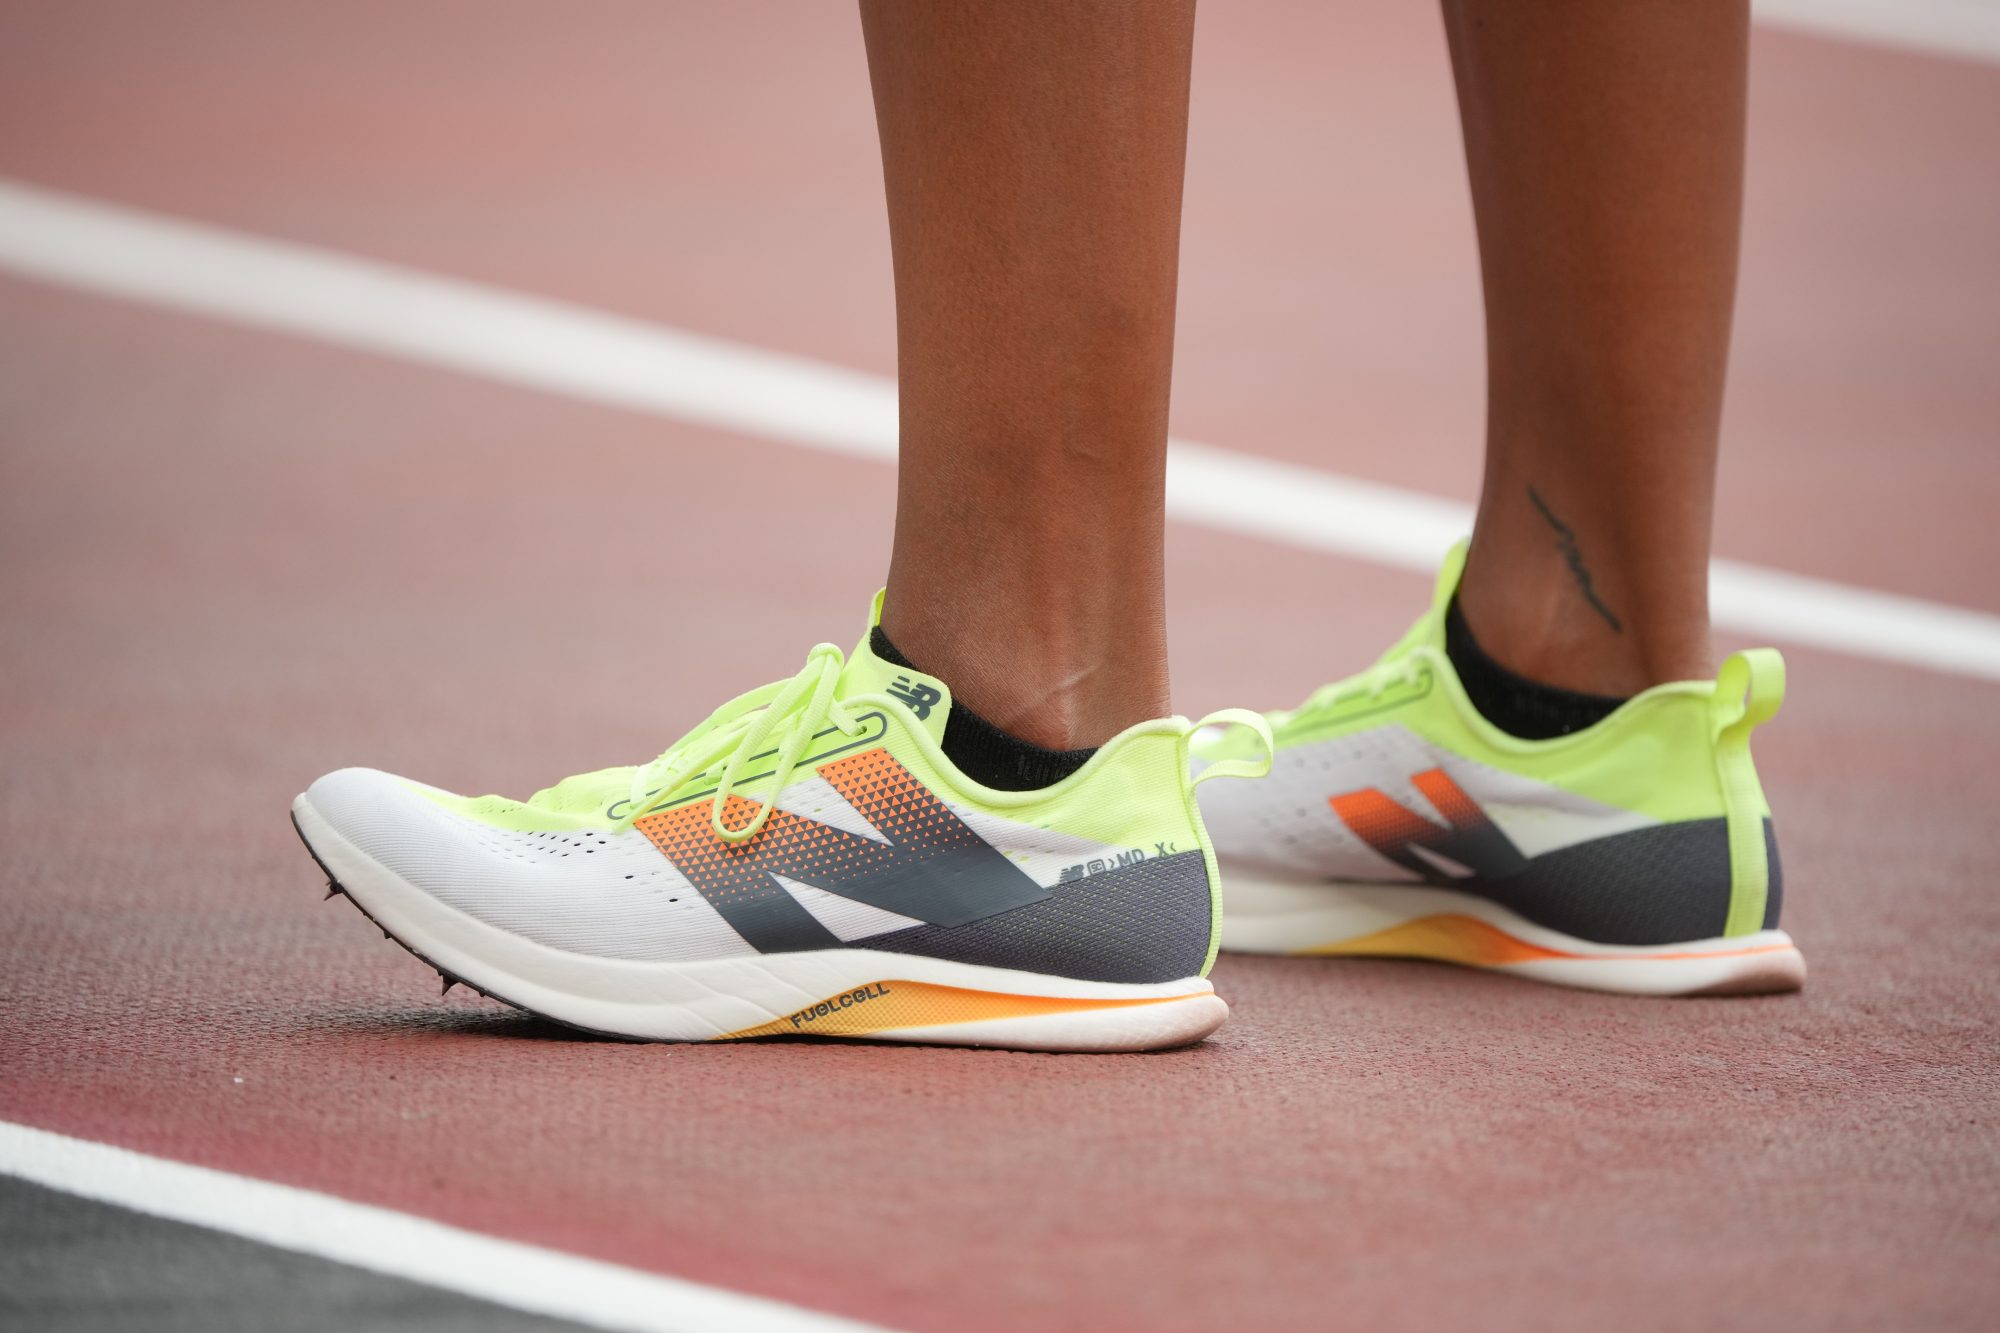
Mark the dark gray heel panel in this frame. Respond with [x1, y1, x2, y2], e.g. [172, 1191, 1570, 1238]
[1762, 820, 1784, 930]
[1469, 819, 1738, 946]
[855, 849, 1213, 983]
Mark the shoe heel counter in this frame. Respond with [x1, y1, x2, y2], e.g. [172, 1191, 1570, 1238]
[1083, 725, 1220, 981]
[1178, 710, 1276, 977]
[1136, 726, 1223, 980]
[1760, 818, 1785, 931]
[1712, 650, 1786, 937]
[1500, 654, 1784, 946]
[1485, 816, 1741, 945]
[1176, 742, 1224, 979]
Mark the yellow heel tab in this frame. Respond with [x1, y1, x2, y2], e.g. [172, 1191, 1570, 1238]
[1714, 648, 1786, 744]
[1713, 648, 1785, 937]
[1190, 709, 1275, 786]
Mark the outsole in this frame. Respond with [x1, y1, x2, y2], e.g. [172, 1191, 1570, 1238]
[292, 809, 615, 1032]
[1219, 874, 1806, 997]
[291, 800, 1228, 1052]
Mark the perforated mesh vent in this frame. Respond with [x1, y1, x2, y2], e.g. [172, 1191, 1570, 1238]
[306, 768, 747, 962]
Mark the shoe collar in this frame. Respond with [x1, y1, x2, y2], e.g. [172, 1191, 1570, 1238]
[836, 588, 954, 748]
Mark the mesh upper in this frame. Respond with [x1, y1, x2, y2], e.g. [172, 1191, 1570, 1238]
[306, 768, 749, 962]
[1197, 723, 1653, 877]
[305, 762, 1164, 970]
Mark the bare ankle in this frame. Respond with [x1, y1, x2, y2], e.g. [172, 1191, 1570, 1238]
[1460, 518, 1713, 696]
[879, 597, 1168, 750]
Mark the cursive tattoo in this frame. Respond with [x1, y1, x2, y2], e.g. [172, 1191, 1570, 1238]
[1527, 486, 1623, 633]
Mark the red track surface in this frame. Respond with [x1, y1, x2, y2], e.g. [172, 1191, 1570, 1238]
[2, 5, 1997, 1330]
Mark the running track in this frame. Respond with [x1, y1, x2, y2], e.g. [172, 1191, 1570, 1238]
[2, 4, 1997, 1330]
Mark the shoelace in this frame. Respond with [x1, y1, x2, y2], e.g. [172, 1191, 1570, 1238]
[1292, 609, 1436, 718]
[614, 643, 863, 842]
[1296, 651, 1431, 717]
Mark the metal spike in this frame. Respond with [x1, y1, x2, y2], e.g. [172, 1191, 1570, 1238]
[323, 882, 342, 901]
[441, 976, 458, 996]
[382, 926, 393, 940]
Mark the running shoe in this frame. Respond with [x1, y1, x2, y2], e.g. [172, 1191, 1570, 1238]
[292, 596, 1271, 1050]
[1194, 544, 1804, 995]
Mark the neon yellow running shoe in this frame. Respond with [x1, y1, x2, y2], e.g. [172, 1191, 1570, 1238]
[291, 595, 1271, 1050]
[1194, 544, 1803, 996]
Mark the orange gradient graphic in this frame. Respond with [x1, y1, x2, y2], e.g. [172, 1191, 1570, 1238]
[1328, 767, 1526, 881]
[718, 980, 1188, 1040]
[1302, 914, 1802, 967]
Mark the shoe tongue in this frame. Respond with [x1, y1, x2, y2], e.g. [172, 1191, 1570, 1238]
[1370, 539, 1468, 667]
[838, 590, 953, 746]
[1415, 539, 1471, 649]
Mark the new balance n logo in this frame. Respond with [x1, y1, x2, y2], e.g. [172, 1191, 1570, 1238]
[635, 748, 1047, 952]
[886, 675, 942, 719]
[1329, 767, 1527, 884]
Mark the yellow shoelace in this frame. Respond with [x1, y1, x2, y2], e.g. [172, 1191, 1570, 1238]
[615, 643, 864, 843]
[1292, 608, 1436, 719]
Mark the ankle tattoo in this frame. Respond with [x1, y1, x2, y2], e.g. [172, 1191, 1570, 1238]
[1528, 485, 1623, 633]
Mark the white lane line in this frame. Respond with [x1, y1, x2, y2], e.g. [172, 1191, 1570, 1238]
[2, 178, 1997, 682]
[0, 1121, 893, 1333]
[1754, 0, 2000, 66]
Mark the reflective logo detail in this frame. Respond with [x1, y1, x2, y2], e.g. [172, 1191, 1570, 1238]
[886, 675, 942, 720]
[1056, 842, 1177, 884]
[1329, 767, 1528, 884]
[786, 983, 891, 1030]
[635, 747, 1049, 952]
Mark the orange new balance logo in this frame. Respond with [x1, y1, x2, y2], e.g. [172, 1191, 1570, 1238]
[1329, 767, 1527, 884]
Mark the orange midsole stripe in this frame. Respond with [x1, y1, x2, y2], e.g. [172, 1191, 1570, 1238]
[1299, 913, 1794, 966]
[717, 980, 1188, 1040]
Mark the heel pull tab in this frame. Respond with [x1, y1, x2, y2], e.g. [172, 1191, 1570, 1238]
[1714, 649, 1785, 936]
[1190, 709, 1275, 786]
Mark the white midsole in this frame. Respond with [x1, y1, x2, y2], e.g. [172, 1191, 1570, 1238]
[294, 795, 1220, 1045]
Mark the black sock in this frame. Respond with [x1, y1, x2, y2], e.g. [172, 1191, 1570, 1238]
[1444, 597, 1627, 740]
[869, 627, 1097, 791]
